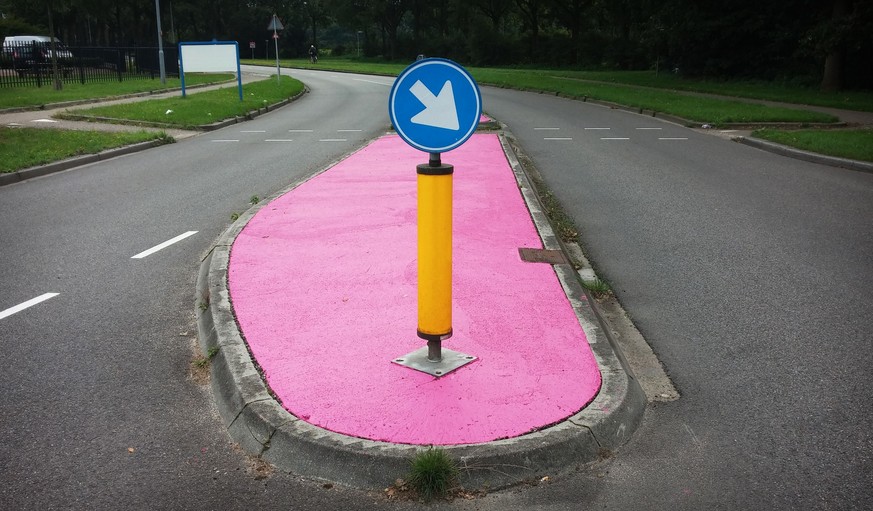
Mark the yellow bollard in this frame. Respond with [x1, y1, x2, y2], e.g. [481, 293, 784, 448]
[417, 161, 453, 354]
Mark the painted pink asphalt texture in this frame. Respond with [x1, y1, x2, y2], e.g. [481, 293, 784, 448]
[228, 134, 601, 445]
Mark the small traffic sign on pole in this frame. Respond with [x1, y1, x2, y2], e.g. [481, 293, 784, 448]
[389, 58, 481, 378]
[267, 13, 284, 83]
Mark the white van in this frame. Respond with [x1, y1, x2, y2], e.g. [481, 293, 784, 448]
[2, 35, 74, 67]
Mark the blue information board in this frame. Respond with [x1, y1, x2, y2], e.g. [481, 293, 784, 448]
[389, 58, 482, 154]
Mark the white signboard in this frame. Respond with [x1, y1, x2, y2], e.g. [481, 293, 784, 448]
[179, 41, 243, 101]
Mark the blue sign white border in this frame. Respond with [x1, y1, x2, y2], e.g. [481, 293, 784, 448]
[389, 58, 482, 154]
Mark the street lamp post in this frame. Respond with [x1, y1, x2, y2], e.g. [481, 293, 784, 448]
[154, 0, 166, 84]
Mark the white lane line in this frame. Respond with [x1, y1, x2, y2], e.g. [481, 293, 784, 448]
[544, 137, 573, 141]
[265, 139, 294, 142]
[337, 129, 362, 132]
[32, 119, 59, 123]
[354, 78, 392, 86]
[131, 231, 198, 259]
[211, 139, 240, 143]
[601, 137, 630, 140]
[319, 139, 347, 142]
[289, 129, 314, 133]
[0, 293, 60, 321]
[535, 127, 561, 131]
[659, 137, 688, 140]
[585, 127, 611, 130]
[241, 130, 266, 133]
[636, 127, 662, 130]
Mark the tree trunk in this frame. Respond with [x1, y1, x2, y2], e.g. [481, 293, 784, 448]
[46, 3, 63, 91]
[820, 0, 851, 92]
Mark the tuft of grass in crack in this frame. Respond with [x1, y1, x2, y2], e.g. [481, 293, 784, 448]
[198, 301, 209, 311]
[230, 212, 240, 221]
[249, 195, 260, 205]
[581, 277, 612, 299]
[193, 346, 220, 368]
[407, 448, 458, 502]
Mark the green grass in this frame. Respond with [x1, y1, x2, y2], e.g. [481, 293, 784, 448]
[407, 448, 458, 502]
[64, 75, 304, 129]
[0, 127, 173, 173]
[549, 70, 873, 112]
[752, 128, 873, 162]
[259, 58, 848, 125]
[470, 69, 837, 124]
[263, 57, 873, 113]
[0, 73, 234, 109]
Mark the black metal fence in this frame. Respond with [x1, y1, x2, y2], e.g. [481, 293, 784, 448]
[0, 42, 180, 88]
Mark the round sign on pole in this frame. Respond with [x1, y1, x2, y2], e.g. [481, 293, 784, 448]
[389, 58, 482, 154]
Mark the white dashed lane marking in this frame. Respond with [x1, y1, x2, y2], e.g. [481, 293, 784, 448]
[0, 293, 60, 321]
[659, 137, 689, 141]
[601, 137, 630, 140]
[544, 137, 573, 141]
[319, 139, 348, 142]
[131, 231, 198, 259]
[265, 139, 294, 142]
[211, 139, 239, 143]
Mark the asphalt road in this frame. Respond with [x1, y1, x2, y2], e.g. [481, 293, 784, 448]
[1, 68, 871, 510]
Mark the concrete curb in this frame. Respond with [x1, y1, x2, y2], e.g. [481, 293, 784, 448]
[195, 131, 646, 490]
[0, 139, 172, 187]
[733, 136, 873, 173]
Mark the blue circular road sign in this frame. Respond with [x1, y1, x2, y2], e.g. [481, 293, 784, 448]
[389, 58, 482, 154]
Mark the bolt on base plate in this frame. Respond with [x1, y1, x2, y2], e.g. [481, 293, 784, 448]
[392, 347, 477, 377]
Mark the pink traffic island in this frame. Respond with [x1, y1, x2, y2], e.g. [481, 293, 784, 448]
[228, 133, 601, 445]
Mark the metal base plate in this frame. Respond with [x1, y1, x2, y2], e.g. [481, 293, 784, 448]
[392, 347, 477, 377]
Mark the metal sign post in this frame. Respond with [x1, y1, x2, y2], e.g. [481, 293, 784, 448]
[267, 14, 284, 84]
[388, 58, 482, 377]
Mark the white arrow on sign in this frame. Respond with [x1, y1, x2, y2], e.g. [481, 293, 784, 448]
[409, 80, 459, 131]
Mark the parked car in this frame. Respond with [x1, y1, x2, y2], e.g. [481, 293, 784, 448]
[2, 35, 74, 70]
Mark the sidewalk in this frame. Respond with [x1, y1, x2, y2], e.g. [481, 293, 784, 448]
[198, 131, 645, 488]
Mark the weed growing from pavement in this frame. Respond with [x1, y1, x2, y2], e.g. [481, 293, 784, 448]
[231, 212, 240, 221]
[581, 277, 613, 299]
[193, 346, 220, 368]
[249, 195, 260, 205]
[407, 448, 459, 502]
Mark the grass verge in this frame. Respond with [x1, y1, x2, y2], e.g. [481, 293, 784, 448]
[63, 75, 304, 129]
[253, 58, 842, 125]
[471, 69, 837, 125]
[0, 73, 234, 110]
[0, 127, 173, 173]
[752, 128, 873, 162]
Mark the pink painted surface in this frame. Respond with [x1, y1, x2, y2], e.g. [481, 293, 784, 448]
[228, 134, 601, 445]
[479, 113, 492, 123]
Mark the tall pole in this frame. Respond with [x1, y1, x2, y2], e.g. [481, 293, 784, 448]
[154, 0, 166, 84]
[273, 14, 281, 84]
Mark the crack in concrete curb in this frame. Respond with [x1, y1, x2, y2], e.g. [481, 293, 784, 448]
[195, 130, 647, 489]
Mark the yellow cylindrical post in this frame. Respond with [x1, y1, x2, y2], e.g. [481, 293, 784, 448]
[417, 160, 453, 357]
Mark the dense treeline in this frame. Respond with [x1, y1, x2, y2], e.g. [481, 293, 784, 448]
[1, 0, 871, 90]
